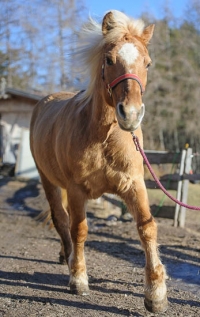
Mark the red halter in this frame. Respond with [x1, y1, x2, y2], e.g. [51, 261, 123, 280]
[102, 65, 145, 97]
[106, 73, 145, 97]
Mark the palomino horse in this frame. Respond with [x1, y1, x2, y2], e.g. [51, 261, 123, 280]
[30, 10, 168, 313]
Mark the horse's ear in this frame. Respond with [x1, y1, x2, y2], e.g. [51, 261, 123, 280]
[141, 24, 155, 45]
[102, 11, 115, 35]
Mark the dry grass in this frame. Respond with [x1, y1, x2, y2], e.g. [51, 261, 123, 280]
[147, 182, 200, 207]
[147, 182, 200, 227]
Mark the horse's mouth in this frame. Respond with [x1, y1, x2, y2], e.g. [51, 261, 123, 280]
[117, 120, 141, 131]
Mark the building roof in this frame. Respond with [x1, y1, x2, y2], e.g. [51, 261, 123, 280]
[4, 88, 44, 101]
[0, 78, 44, 101]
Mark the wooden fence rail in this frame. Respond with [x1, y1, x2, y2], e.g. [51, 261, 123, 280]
[144, 148, 200, 227]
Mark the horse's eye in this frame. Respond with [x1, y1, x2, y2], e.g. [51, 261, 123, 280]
[146, 62, 152, 70]
[106, 57, 113, 66]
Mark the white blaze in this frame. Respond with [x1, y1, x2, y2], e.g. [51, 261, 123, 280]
[118, 43, 139, 65]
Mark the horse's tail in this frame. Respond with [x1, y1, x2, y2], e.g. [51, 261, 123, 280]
[35, 188, 68, 228]
[35, 208, 53, 228]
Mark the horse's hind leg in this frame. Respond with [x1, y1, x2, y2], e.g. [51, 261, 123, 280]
[59, 188, 69, 263]
[123, 179, 168, 313]
[39, 171, 72, 264]
[67, 185, 89, 295]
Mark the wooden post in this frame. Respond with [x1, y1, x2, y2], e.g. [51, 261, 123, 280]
[174, 149, 186, 227]
[178, 148, 192, 228]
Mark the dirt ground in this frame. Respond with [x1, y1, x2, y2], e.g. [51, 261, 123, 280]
[0, 178, 200, 317]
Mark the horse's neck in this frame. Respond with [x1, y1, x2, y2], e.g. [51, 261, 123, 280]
[88, 94, 117, 141]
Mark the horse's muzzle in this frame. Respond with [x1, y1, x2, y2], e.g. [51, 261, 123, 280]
[116, 103, 145, 131]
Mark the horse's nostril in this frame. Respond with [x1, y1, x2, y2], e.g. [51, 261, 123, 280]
[117, 103, 126, 120]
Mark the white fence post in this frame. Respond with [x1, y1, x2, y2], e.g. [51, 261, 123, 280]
[178, 148, 192, 228]
[174, 149, 186, 227]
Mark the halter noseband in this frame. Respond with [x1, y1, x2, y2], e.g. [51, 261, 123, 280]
[102, 65, 145, 97]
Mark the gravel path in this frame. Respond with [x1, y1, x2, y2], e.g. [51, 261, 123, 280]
[0, 179, 200, 316]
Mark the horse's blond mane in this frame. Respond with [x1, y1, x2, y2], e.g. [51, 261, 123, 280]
[74, 10, 145, 104]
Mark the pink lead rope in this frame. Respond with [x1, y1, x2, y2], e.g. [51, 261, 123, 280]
[132, 132, 200, 211]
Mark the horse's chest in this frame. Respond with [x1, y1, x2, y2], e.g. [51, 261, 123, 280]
[103, 145, 137, 193]
[72, 145, 105, 196]
[77, 143, 139, 197]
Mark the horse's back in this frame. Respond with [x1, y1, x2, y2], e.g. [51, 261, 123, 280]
[31, 91, 75, 128]
[30, 91, 75, 150]
[30, 91, 76, 187]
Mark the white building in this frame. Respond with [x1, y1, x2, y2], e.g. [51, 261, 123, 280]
[0, 85, 43, 178]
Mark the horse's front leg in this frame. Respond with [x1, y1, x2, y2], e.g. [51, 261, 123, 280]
[67, 186, 89, 295]
[123, 179, 168, 313]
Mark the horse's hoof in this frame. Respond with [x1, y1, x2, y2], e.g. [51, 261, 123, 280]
[144, 296, 168, 313]
[59, 254, 67, 265]
[70, 283, 90, 296]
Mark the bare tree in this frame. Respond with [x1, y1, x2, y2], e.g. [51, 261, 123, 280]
[0, 0, 85, 92]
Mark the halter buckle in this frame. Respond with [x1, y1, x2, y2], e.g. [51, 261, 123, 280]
[106, 84, 112, 97]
